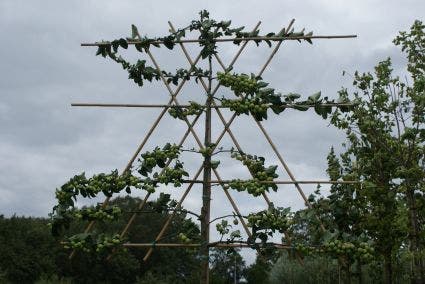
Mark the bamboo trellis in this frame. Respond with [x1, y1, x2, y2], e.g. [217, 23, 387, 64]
[71, 18, 357, 283]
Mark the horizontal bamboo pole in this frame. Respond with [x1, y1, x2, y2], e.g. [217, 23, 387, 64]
[81, 34, 357, 47]
[71, 103, 356, 108]
[123, 242, 292, 249]
[179, 179, 359, 185]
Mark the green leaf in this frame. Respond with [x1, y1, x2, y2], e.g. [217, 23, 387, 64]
[293, 104, 309, 111]
[131, 24, 140, 39]
[270, 104, 285, 114]
[257, 81, 269, 88]
[95, 46, 103, 56]
[265, 165, 278, 175]
[135, 43, 144, 53]
[287, 93, 301, 101]
[220, 20, 231, 28]
[111, 41, 120, 52]
[265, 40, 272, 47]
[308, 91, 321, 102]
[211, 160, 220, 169]
[163, 36, 175, 50]
[118, 38, 128, 49]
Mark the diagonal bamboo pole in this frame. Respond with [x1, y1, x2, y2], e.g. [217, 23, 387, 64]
[215, 55, 327, 233]
[142, 23, 262, 264]
[212, 34, 327, 232]
[105, 114, 204, 261]
[142, 165, 203, 262]
[168, 20, 262, 243]
[69, 52, 204, 260]
[179, 23, 306, 263]
[169, 21, 295, 240]
[118, 114, 203, 239]
[169, 20, 304, 265]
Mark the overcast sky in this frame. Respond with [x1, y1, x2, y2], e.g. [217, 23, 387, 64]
[0, 0, 423, 262]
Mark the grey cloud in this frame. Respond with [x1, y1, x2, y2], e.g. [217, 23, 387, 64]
[0, 0, 423, 237]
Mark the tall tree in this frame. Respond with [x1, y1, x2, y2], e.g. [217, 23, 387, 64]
[329, 20, 425, 283]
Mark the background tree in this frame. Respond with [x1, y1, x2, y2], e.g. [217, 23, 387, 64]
[0, 195, 205, 283]
[322, 20, 424, 283]
[263, 19, 424, 284]
[209, 248, 246, 284]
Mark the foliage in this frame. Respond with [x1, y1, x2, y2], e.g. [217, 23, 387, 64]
[283, 20, 425, 283]
[49, 9, 366, 282]
[0, 196, 212, 283]
[247, 205, 292, 244]
[209, 248, 246, 284]
[226, 150, 279, 196]
[0, 215, 60, 283]
[329, 20, 424, 282]
[245, 257, 272, 284]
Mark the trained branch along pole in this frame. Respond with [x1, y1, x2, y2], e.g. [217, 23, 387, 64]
[67, 16, 359, 281]
[142, 22, 262, 264]
[123, 242, 294, 249]
[70, 103, 357, 108]
[80, 34, 357, 46]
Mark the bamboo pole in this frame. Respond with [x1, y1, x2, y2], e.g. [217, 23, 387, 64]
[69, 48, 205, 260]
[141, 22, 262, 265]
[117, 114, 203, 240]
[124, 242, 294, 249]
[81, 34, 357, 47]
[74, 18, 357, 267]
[170, 20, 305, 266]
[212, 32, 328, 232]
[169, 20, 262, 254]
[177, 180, 358, 185]
[210, 20, 305, 264]
[142, 163, 204, 261]
[70, 103, 356, 108]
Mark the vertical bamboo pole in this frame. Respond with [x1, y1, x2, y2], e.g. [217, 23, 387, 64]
[200, 56, 213, 284]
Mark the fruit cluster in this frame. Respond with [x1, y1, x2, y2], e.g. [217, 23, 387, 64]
[63, 237, 91, 253]
[328, 241, 374, 261]
[138, 143, 181, 176]
[199, 143, 216, 157]
[215, 219, 242, 242]
[288, 240, 374, 263]
[222, 98, 269, 120]
[319, 240, 375, 262]
[294, 243, 315, 255]
[55, 171, 142, 208]
[63, 233, 123, 254]
[178, 232, 192, 243]
[226, 152, 278, 196]
[95, 234, 123, 253]
[216, 220, 231, 236]
[168, 101, 204, 120]
[217, 72, 258, 95]
[227, 179, 265, 196]
[153, 161, 189, 187]
[52, 143, 184, 238]
[247, 207, 291, 234]
[74, 205, 122, 221]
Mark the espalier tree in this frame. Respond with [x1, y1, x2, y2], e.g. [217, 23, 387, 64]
[50, 11, 358, 283]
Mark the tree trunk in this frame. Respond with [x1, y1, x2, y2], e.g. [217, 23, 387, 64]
[384, 254, 393, 284]
[406, 188, 424, 284]
[357, 262, 363, 284]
